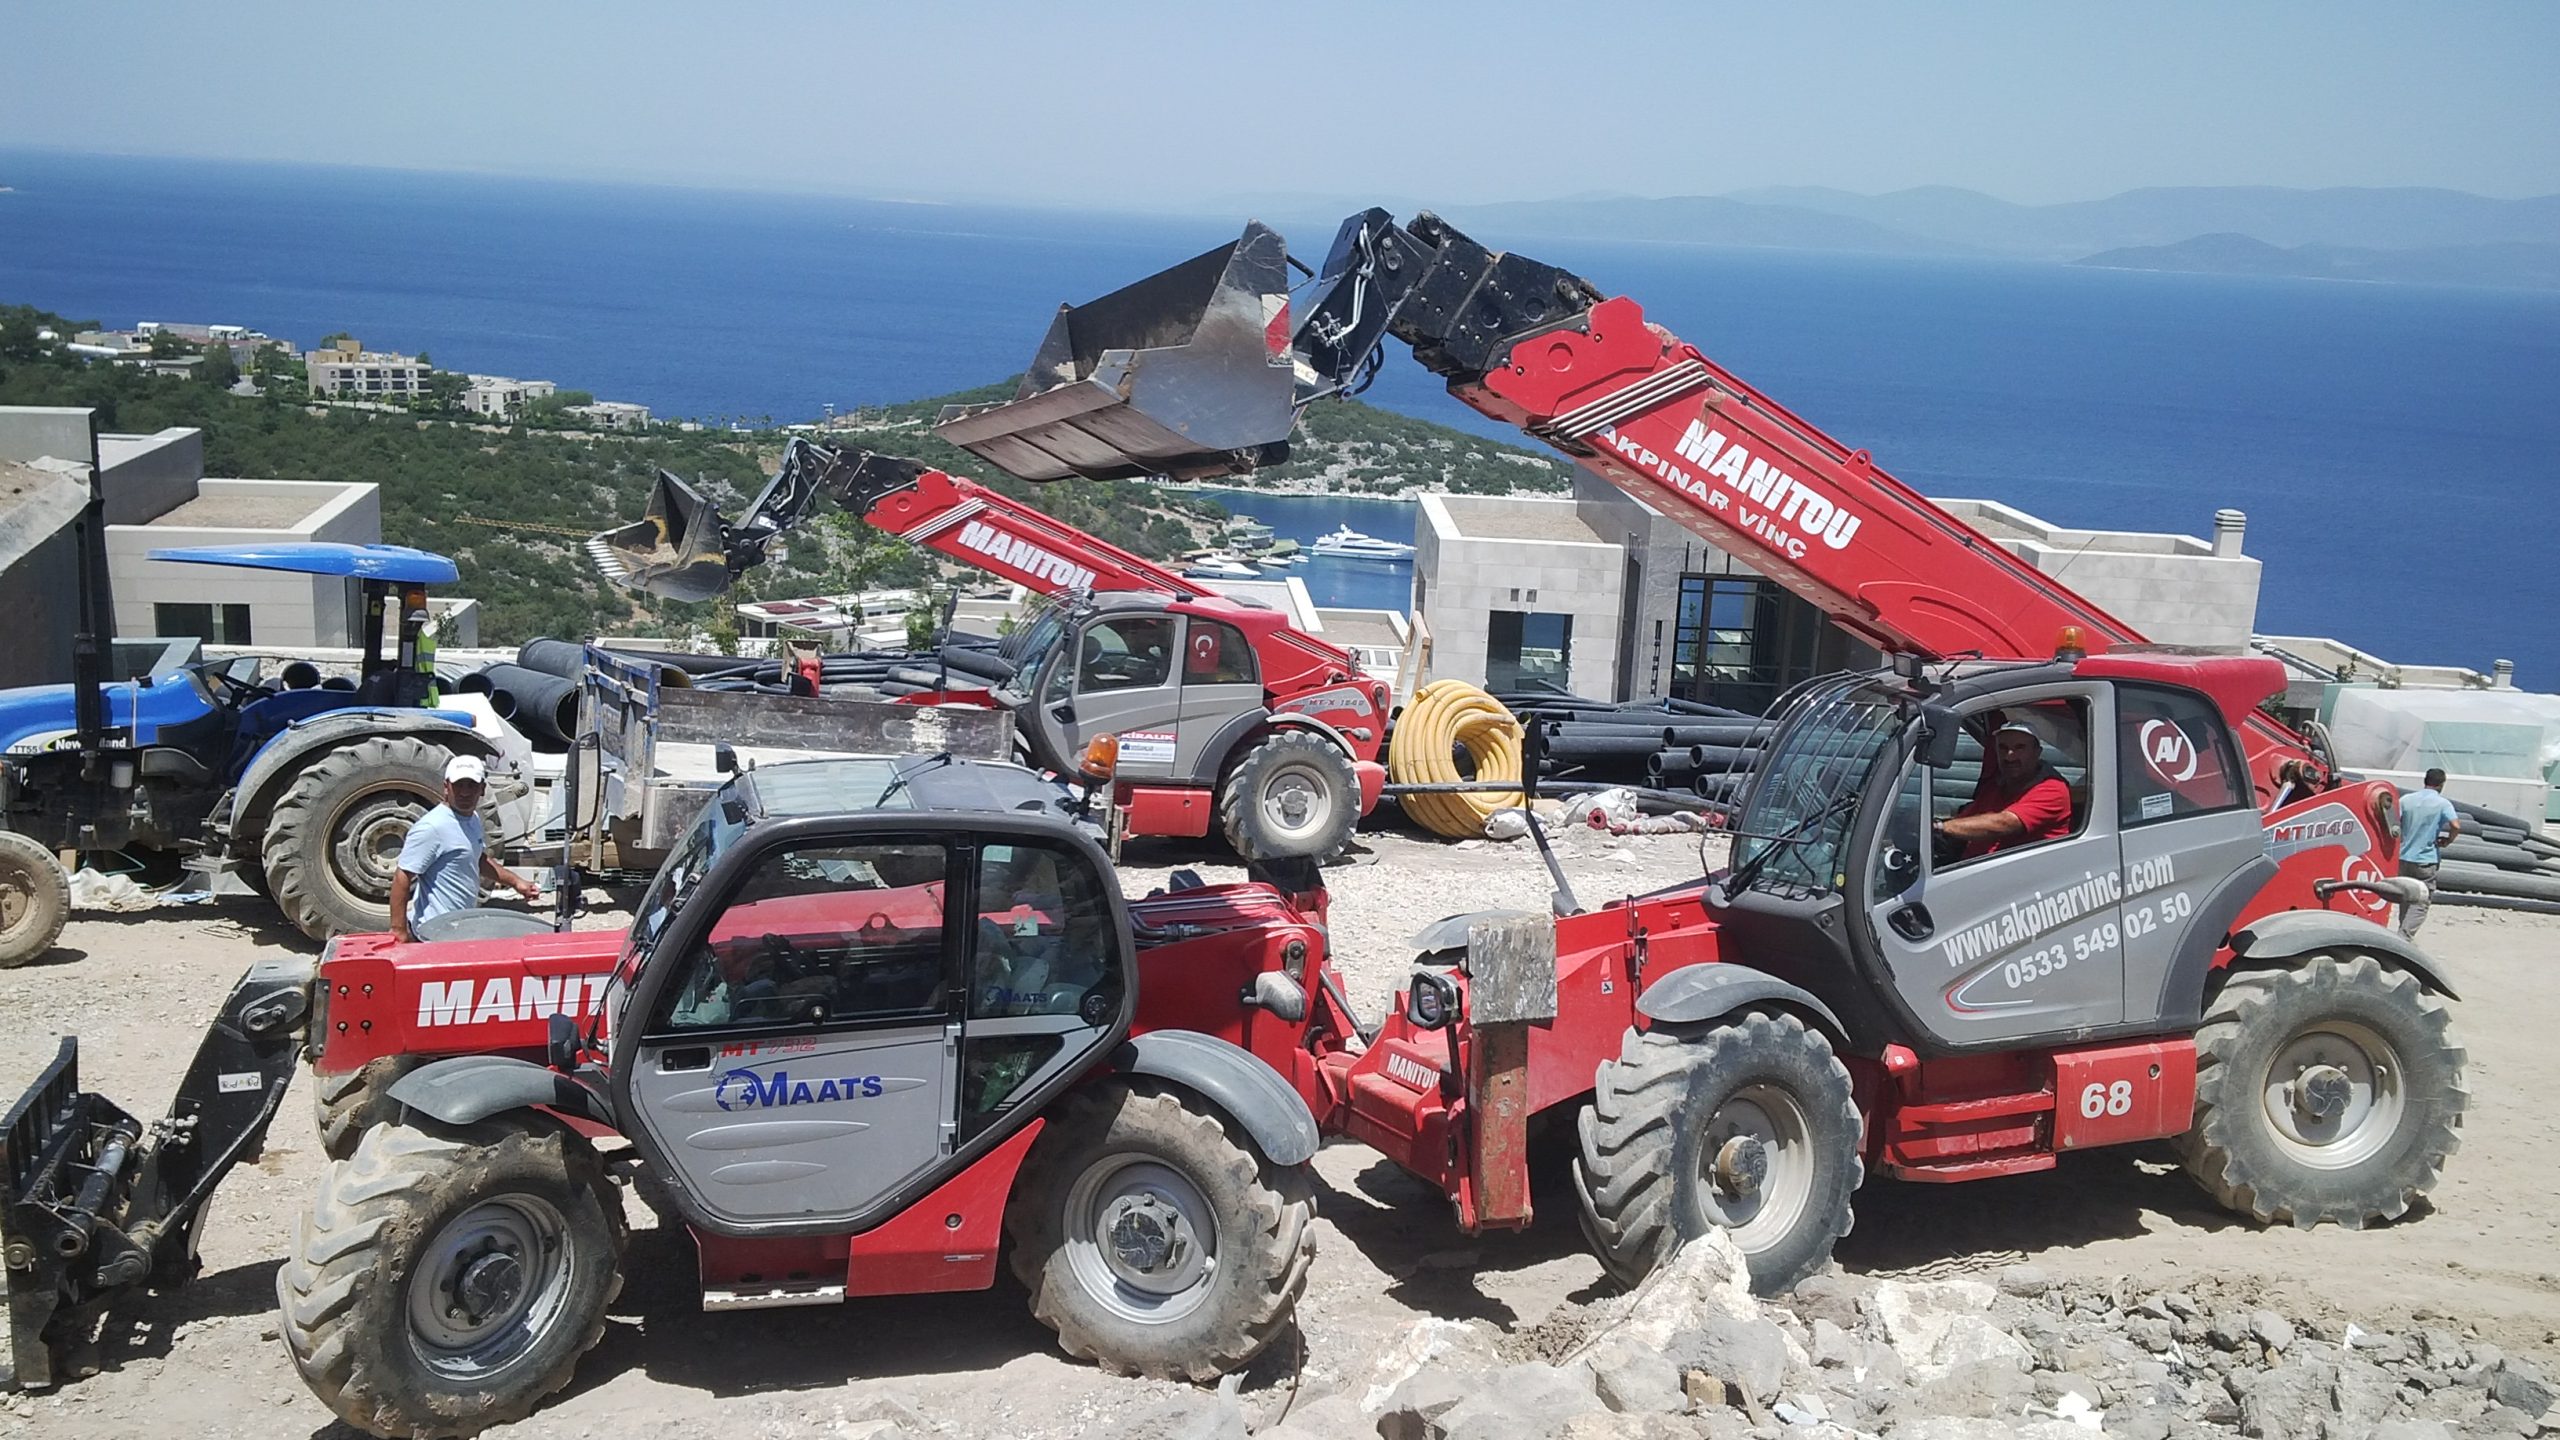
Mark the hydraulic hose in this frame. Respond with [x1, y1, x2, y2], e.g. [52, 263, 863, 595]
[1386, 679, 1525, 838]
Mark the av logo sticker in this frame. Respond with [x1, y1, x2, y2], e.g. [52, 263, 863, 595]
[2339, 853, 2393, 917]
[2137, 720, 2198, 784]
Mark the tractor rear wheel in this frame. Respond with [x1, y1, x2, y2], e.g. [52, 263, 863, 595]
[1219, 730, 1359, 862]
[2178, 954, 2464, 1228]
[1575, 1012, 1863, 1295]
[0, 830, 71, 968]
[1007, 1085, 1314, 1382]
[264, 736, 454, 941]
[279, 1118, 624, 1438]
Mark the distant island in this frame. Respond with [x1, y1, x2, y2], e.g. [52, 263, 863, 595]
[2073, 233, 2560, 289]
[1398, 184, 2560, 291]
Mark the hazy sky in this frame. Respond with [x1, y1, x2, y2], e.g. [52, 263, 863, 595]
[7, 2, 2557, 208]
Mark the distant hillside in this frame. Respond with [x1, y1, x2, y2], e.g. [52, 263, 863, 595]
[0, 317, 1565, 643]
[1438, 194, 1978, 256]
[1398, 185, 2560, 272]
[2072, 233, 2560, 290]
[836, 381, 1562, 499]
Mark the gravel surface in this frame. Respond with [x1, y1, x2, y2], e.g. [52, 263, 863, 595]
[1, 828, 2552, 1440]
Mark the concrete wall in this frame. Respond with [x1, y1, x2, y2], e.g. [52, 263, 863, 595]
[0, 407, 95, 469]
[96, 427, 204, 525]
[105, 480, 382, 648]
[1416, 494, 1624, 698]
[1936, 499, 2261, 651]
[0, 459, 90, 688]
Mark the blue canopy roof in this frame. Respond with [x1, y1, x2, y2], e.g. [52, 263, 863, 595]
[146, 543, 459, 584]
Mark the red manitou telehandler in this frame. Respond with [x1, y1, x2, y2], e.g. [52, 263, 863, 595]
[3, 212, 2459, 1439]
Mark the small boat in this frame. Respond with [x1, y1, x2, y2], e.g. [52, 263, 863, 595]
[1310, 524, 1415, 559]
[1182, 554, 1260, 580]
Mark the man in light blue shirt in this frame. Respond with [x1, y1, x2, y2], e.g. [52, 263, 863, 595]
[2394, 769, 2460, 938]
[389, 754, 539, 943]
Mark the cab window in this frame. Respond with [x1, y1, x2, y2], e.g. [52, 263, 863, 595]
[652, 839, 952, 1033]
[962, 840, 1122, 1131]
[1933, 698, 2092, 870]
[2115, 683, 2248, 825]
[967, 841, 1118, 1021]
[1077, 616, 1173, 692]
[1182, 619, 1257, 687]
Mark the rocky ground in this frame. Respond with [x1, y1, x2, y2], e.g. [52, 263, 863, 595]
[0, 818, 2553, 1439]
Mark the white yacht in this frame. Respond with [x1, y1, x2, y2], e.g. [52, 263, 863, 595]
[1310, 524, 1415, 560]
[1182, 553, 1260, 580]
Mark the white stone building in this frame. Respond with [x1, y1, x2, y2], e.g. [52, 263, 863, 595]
[1414, 472, 2264, 708]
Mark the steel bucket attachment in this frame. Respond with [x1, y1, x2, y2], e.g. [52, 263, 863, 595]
[588, 470, 738, 603]
[935, 223, 1302, 482]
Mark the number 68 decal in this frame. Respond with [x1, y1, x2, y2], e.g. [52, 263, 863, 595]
[2079, 1080, 2135, 1118]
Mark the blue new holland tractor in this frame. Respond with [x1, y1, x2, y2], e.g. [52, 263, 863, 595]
[0, 543, 503, 963]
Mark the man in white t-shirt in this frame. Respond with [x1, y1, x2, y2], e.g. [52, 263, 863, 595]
[389, 754, 539, 942]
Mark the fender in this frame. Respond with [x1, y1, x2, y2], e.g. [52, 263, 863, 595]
[231, 710, 495, 836]
[2226, 910, 2460, 1000]
[385, 1054, 616, 1129]
[1264, 711, 1366, 755]
[1409, 909, 1536, 959]
[1637, 962, 1850, 1046]
[1112, 1029, 1318, 1166]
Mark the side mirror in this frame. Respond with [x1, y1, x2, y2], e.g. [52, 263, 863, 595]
[715, 743, 740, 776]
[1405, 971, 1459, 1031]
[1919, 702, 1964, 770]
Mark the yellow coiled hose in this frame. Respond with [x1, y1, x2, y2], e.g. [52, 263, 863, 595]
[1386, 679, 1525, 838]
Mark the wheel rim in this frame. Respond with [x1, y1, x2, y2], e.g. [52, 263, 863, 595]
[406, 1195, 575, 1380]
[1695, 1083, 1816, 1253]
[0, 868, 28, 935]
[1258, 763, 1335, 844]
[2259, 1019, 2406, 1169]
[1062, 1155, 1219, 1325]
[328, 787, 430, 902]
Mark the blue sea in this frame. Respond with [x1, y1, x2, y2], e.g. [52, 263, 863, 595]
[4, 150, 2554, 681]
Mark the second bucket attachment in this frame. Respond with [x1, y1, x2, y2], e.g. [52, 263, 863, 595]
[936, 223, 1303, 483]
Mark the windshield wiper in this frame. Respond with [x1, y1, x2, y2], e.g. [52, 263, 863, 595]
[873, 751, 954, 809]
[1724, 791, 1859, 898]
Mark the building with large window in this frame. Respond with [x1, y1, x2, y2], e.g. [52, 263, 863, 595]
[1415, 470, 2262, 707]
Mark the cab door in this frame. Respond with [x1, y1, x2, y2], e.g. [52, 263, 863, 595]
[1173, 616, 1264, 782]
[623, 834, 964, 1230]
[2109, 682, 2273, 1027]
[1862, 686, 2128, 1048]
[1055, 612, 1186, 782]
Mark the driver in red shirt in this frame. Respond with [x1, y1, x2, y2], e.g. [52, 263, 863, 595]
[1934, 719, 2074, 860]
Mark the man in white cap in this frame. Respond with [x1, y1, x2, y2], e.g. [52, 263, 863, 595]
[1933, 714, 2074, 862]
[388, 753, 539, 943]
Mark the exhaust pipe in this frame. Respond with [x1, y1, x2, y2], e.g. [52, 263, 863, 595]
[934, 223, 1304, 483]
[587, 470, 740, 602]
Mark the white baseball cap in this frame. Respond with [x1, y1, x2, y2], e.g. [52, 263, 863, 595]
[444, 754, 489, 785]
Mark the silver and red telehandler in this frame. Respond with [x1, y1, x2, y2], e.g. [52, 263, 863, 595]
[5, 210, 2457, 1439]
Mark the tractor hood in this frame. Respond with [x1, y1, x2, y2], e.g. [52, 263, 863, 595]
[0, 671, 213, 755]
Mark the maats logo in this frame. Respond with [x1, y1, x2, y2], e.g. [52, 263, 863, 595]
[713, 1067, 886, 1112]
[2137, 719, 2199, 784]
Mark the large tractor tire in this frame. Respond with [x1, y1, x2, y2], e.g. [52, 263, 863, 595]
[1219, 730, 1359, 862]
[1007, 1084, 1314, 1382]
[279, 1118, 625, 1438]
[1575, 1012, 1863, 1295]
[264, 735, 455, 941]
[2178, 954, 2464, 1229]
[0, 830, 71, 968]
[313, 1056, 422, 1162]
